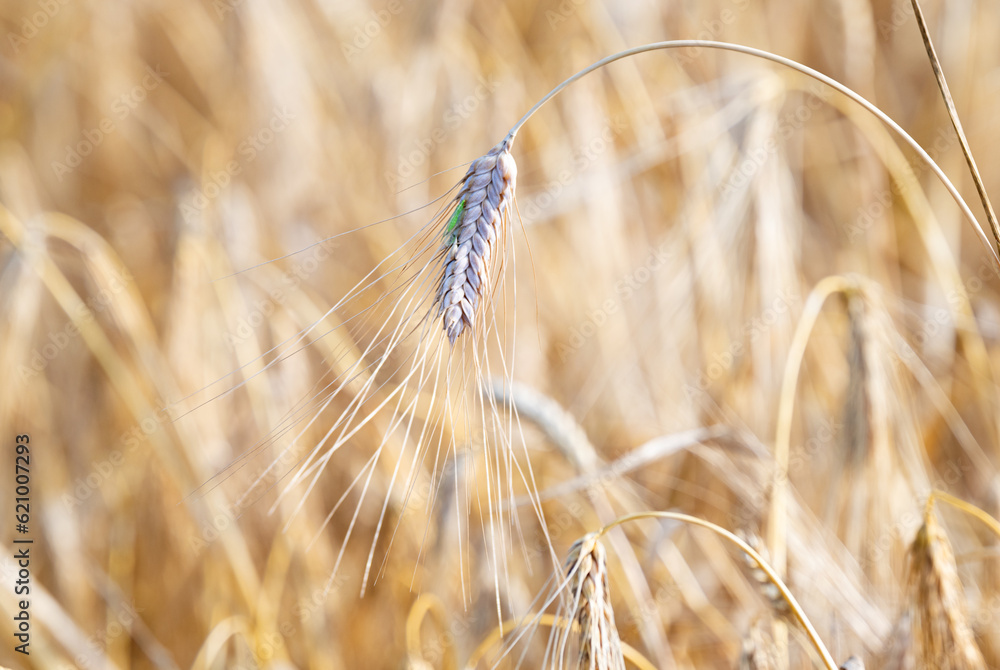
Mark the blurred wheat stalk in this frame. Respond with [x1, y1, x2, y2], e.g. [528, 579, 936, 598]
[2, 0, 1000, 668]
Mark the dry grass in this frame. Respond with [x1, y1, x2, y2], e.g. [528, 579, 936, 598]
[3, 0, 1000, 668]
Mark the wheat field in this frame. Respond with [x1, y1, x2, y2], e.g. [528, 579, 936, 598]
[2, 0, 1000, 668]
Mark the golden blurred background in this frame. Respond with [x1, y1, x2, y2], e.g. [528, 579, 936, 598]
[2, 0, 1000, 667]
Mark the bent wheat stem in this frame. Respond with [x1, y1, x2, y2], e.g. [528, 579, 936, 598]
[505, 40, 998, 267]
[928, 490, 1000, 541]
[597, 511, 838, 670]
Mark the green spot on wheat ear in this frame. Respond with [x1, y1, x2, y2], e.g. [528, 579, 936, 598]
[445, 198, 465, 243]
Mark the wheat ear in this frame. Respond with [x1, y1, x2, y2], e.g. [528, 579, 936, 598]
[565, 533, 626, 670]
[437, 136, 517, 344]
[909, 506, 987, 669]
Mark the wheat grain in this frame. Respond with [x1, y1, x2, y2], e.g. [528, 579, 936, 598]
[908, 511, 986, 670]
[738, 617, 778, 670]
[565, 533, 626, 670]
[838, 656, 865, 670]
[437, 136, 517, 344]
[738, 531, 790, 616]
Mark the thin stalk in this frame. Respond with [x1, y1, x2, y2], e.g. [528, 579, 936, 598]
[503, 41, 998, 268]
[909, 0, 1000, 256]
[598, 512, 838, 670]
[407, 593, 457, 670]
[771, 276, 860, 581]
[929, 490, 1000, 541]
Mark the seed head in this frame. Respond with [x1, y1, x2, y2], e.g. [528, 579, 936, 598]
[438, 138, 517, 344]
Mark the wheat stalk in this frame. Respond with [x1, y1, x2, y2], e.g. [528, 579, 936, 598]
[437, 136, 517, 344]
[502, 41, 997, 266]
[908, 0, 1000, 255]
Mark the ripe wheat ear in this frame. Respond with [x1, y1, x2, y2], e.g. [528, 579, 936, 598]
[437, 136, 518, 345]
[540, 533, 625, 670]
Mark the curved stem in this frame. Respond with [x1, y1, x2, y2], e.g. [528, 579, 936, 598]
[406, 593, 456, 670]
[929, 490, 1000, 541]
[598, 511, 838, 670]
[504, 40, 998, 268]
[770, 275, 859, 581]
